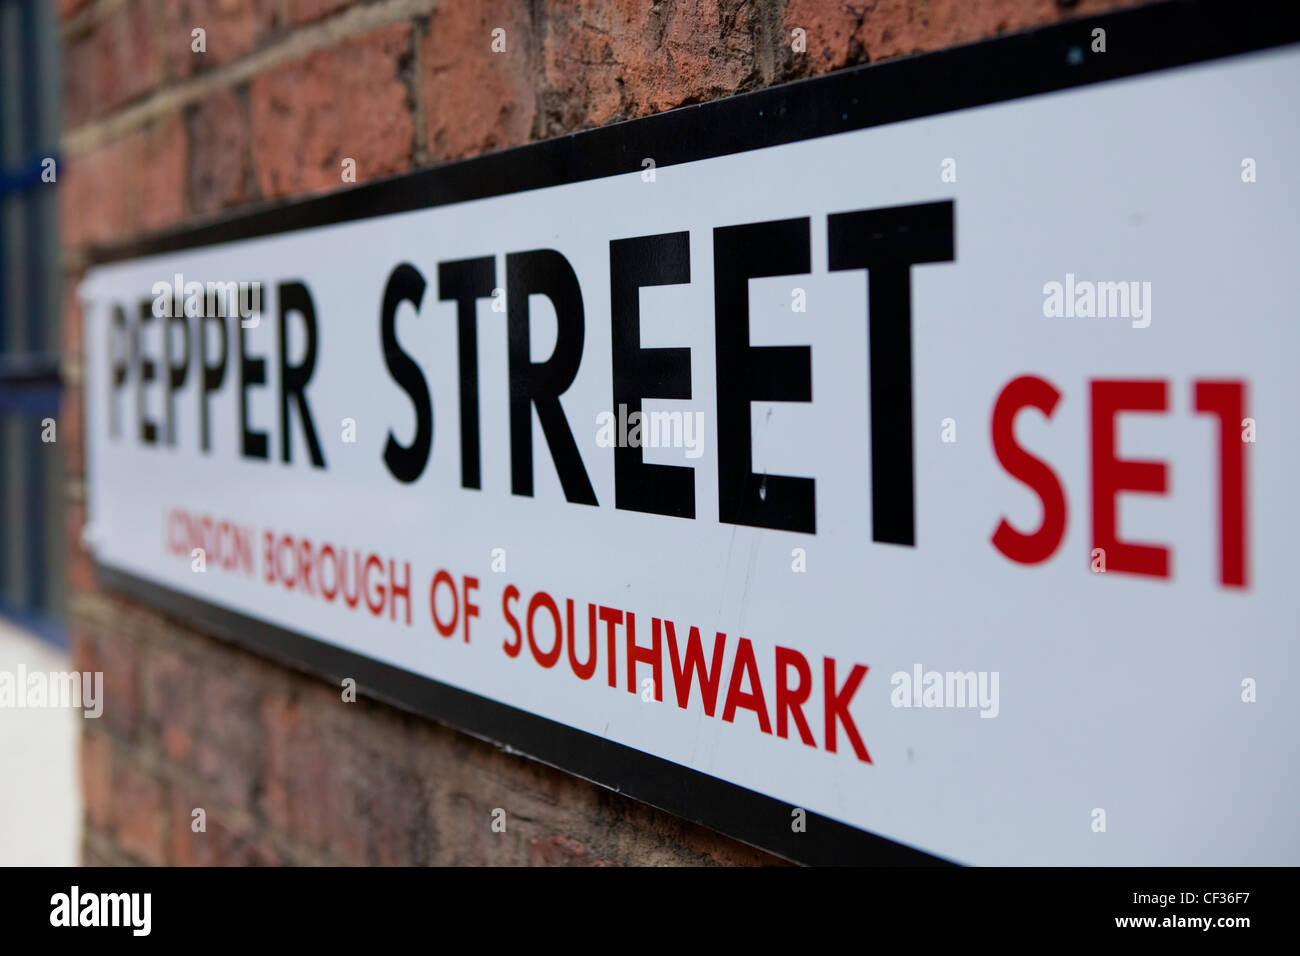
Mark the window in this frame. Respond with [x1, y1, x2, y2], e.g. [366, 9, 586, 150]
[0, 0, 65, 644]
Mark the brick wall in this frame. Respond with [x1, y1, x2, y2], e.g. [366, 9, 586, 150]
[59, 0, 1149, 866]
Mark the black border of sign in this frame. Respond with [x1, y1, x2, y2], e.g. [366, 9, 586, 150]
[85, 0, 1299, 866]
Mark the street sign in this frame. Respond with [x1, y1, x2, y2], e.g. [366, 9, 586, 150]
[80, 4, 1300, 864]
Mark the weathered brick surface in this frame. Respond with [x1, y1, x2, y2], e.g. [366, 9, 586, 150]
[189, 86, 252, 216]
[61, 0, 1167, 866]
[60, 383, 84, 480]
[780, 0, 1148, 77]
[422, 0, 537, 160]
[80, 730, 113, 831]
[63, 0, 165, 127]
[160, 0, 279, 76]
[541, 0, 761, 135]
[62, 32, 98, 131]
[93, 0, 162, 112]
[251, 22, 415, 199]
[167, 781, 280, 865]
[287, 0, 356, 27]
[61, 284, 83, 372]
[60, 117, 185, 250]
[72, 626, 141, 741]
[60, 136, 133, 249]
[131, 114, 189, 233]
[70, 595, 787, 865]
[143, 645, 199, 761]
[112, 759, 170, 864]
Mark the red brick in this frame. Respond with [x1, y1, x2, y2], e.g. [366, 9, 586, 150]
[131, 114, 188, 233]
[61, 114, 183, 251]
[112, 760, 168, 864]
[143, 646, 198, 761]
[333, 714, 428, 865]
[160, 0, 277, 78]
[189, 87, 251, 216]
[60, 385, 84, 480]
[251, 23, 413, 201]
[66, 501, 97, 594]
[423, 0, 536, 159]
[68, 626, 92, 676]
[541, 0, 757, 135]
[167, 790, 216, 866]
[781, 0, 1147, 77]
[61, 281, 83, 363]
[529, 834, 617, 866]
[59, 285, 84, 484]
[72, 627, 141, 740]
[170, 813, 277, 866]
[260, 688, 365, 859]
[168, 785, 278, 865]
[193, 657, 263, 811]
[287, 0, 355, 26]
[93, 0, 161, 112]
[431, 789, 492, 866]
[326, 734, 385, 864]
[62, 33, 97, 130]
[60, 136, 132, 250]
[257, 692, 296, 831]
[81, 730, 114, 831]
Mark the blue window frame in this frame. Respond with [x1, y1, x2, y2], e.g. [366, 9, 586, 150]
[0, 0, 65, 645]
